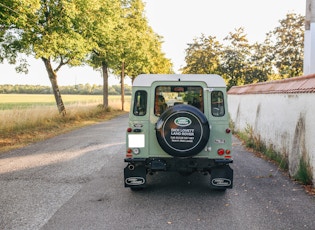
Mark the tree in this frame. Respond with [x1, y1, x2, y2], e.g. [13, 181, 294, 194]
[0, 0, 113, 115]
[123, 27, 173, 81]
[108, 0, 172, 110]
[89, 0, 139, 111]
[245, 41, 273, 84]
[88, 0, 122, 109]
[88, 0, 172, 111]
[181, 13, 304, 86]
[143, 31, 173, 76]
[181, 34, 222, 74]
[269, 13, 304, 78]
[220, 27, 251, 89]
[114, 0, 159, 110]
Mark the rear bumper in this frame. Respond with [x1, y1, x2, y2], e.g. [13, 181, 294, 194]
[124, 157, 233, 189]
[124, 157, 232, 172]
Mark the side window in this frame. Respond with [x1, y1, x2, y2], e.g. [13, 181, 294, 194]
[211, 91, 225, 117]
[133, 90, 147, 116]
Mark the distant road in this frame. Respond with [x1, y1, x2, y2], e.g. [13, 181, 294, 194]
[0, 114, 314, 230]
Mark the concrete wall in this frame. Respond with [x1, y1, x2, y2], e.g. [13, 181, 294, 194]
[228, 74, 315, 184]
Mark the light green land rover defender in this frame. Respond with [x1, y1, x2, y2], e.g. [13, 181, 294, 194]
[124, 74, 233, 190]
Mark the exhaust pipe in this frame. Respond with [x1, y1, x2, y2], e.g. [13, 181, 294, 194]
[128, 164, 135, 171]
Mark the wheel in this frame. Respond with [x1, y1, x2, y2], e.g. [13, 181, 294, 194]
[156, 104, 210, 157]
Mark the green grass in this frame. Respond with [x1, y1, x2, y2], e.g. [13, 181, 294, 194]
[235, 124, 314, 186]
[294, 158, 313, 185]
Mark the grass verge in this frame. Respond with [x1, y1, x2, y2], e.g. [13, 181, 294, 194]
[233, 122, 314, 195]
[0, 105, 127, 153]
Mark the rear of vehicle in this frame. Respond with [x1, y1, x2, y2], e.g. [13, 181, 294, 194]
[124, 74, 233, 190]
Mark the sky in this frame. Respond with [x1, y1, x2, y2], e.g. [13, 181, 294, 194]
[0, 0, 306, 86]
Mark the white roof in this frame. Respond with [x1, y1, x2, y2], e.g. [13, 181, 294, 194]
[133, 74, 226, 87]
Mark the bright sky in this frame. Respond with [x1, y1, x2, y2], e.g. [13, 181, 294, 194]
[0, 0, 306, 86]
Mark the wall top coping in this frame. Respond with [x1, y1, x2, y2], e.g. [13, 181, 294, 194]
[228, 74, 315, 95]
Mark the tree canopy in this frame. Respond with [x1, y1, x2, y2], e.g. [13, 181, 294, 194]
[0, 0, 172, 113]
[269, 13, 304, 78]
[1, 4, 304, 105]
[181, 13, 304, 89]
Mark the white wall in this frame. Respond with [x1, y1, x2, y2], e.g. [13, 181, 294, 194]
[228, 93, 315, 183]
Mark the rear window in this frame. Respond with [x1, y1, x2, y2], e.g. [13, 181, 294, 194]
[154, 86, 203, 116]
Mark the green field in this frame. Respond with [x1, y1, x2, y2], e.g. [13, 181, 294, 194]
[0, 94, 129, 110]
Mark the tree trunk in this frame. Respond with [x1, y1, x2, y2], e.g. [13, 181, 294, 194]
[102, 61, 109, 109]
[121, 61, 125, 111]
[42, 58, 66, 115]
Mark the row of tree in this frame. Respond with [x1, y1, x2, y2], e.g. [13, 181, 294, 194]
[0, 84, 132, 95]
[1, 3, 305, 112]
[181, 13, 304, 89]
[0, 0, 173, 113]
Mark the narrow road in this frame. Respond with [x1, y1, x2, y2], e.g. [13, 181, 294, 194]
[0, 114, 314, 230]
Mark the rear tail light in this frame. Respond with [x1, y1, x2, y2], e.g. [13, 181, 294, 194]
[226, 128, 231, 134]
[217, 149, 225, 155]
[126, 148, 133, 158]
[217, 149, 231, 156]
[127, 127, 132, 132]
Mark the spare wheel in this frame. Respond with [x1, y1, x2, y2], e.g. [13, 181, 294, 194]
[156, 104, 210, 157]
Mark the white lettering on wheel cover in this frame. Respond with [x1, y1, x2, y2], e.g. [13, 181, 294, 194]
[162, 112, 203, 152]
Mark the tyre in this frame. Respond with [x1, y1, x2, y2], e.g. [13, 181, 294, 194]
[156, 104, 210, 157]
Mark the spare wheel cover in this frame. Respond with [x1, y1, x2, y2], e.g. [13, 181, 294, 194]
[156, 104, 210, 157]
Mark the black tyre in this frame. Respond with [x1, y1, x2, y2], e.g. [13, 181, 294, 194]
[156, 104, 210, 157]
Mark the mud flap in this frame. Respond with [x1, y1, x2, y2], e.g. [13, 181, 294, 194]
[124, 164, 147, 188]
[210, 165, 233, 189]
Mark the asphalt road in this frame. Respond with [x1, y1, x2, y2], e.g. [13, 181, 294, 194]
[0, 114, 314, 230]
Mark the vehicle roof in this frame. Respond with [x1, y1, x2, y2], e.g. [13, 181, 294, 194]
[133, 74, 226, 87]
